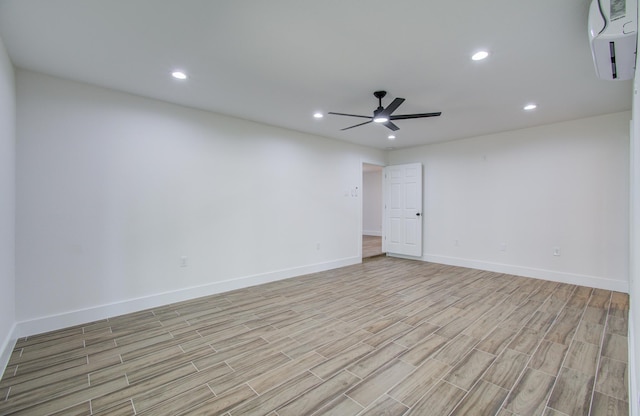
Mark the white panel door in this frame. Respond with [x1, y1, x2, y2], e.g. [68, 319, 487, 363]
[384, 163, 423, 257]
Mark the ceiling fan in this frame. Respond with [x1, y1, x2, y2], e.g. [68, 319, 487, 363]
[328, 91, 442, 132]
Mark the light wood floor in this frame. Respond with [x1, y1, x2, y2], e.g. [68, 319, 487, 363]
[0, 257, 629, 415]
[362, 235, 383, 258]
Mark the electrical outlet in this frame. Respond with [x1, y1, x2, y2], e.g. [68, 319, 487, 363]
[500, 242, 507, 252]
[180, 256, 188, 267]
[454, 239, 459, 247]
[553, 247, 561, 256]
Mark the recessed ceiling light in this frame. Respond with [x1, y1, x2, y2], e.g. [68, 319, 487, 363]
[388, 135, 396, 140]
[171, 71, 188, 80]
[373, 116, 388, 123]
[524, 103, 537, 111]
[471, 51, 489, 61]
[313, 112, 323, 119]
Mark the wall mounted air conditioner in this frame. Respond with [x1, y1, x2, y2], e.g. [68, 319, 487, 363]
[588, 0, 637, 80]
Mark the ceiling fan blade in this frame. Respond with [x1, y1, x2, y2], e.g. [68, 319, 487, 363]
[390, 112, 442, 120]
[328, 112, 372, 119]
[341, 120, 373, 131]
[383, 121, 400, 131]
[380, 97, 405, 118]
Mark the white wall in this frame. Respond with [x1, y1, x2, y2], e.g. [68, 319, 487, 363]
[363, 167, 382, 236]
[15, 70, 384, 334]
[388, 112, 630, 292]
[0, 36, 16, 373]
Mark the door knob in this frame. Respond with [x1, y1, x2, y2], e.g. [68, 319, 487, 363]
[416, 213, 421, 216]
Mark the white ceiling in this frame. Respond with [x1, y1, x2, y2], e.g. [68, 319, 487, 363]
[0, 0, 633, 149]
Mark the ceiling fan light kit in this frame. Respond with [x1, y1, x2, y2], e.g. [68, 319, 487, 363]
[328, 91, 441, 132]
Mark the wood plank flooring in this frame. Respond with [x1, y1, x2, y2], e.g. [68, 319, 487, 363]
[0, 257, 629, 415]
[362, 235, 383, 258]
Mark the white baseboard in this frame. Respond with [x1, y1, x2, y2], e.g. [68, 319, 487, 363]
[15, 256, 361, 338]
[0, 323, 17, 377]
[406, 253, 629, 293]
[363, 230, 382, 237]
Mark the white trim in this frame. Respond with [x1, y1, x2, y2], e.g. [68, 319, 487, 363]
[630, 313, 638, 416]
[15, 256, 361, 338]
[389, 253, 629, 293]
[0, 323, 17, 377]
[363, 230, 382, 237]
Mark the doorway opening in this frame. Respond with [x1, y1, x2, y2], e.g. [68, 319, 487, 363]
[362, 163, 385, 258]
